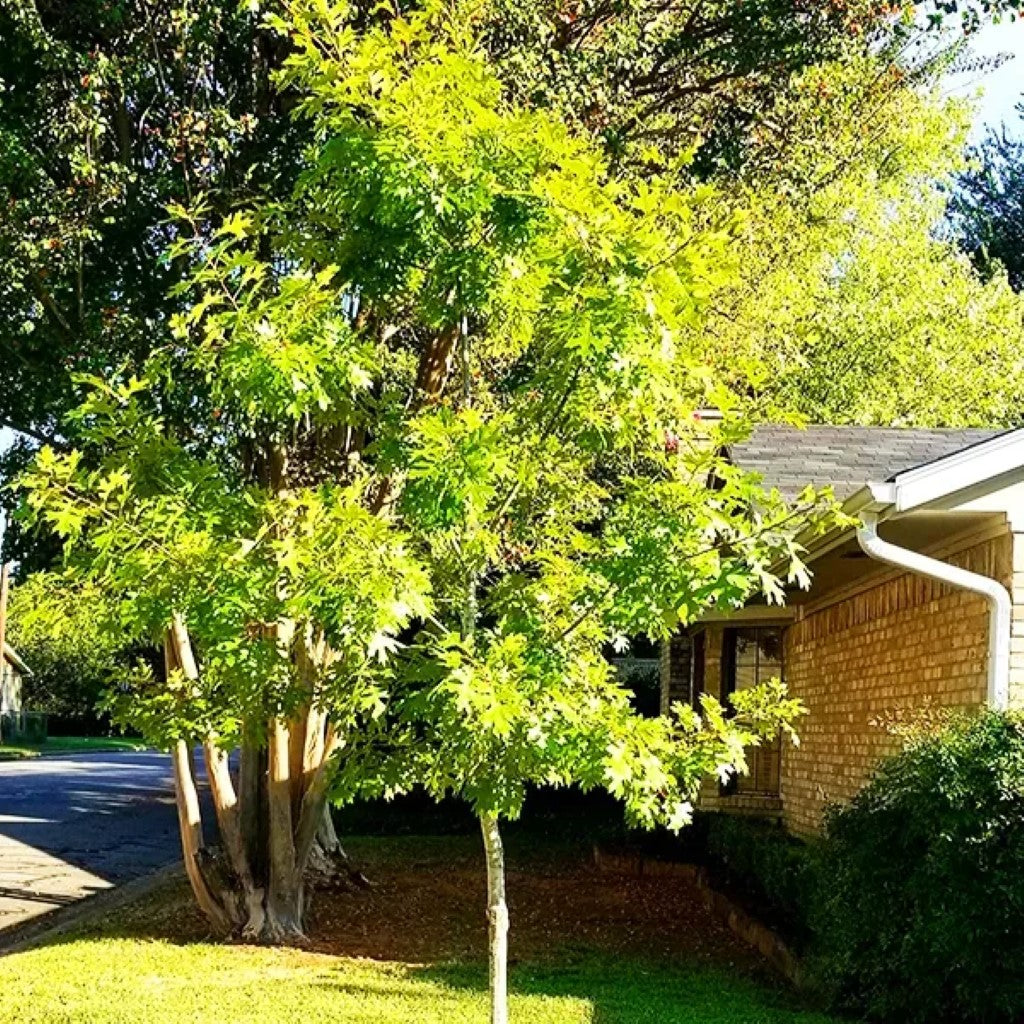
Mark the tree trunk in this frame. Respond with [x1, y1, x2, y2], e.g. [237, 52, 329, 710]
[171, 738, 233, 933]
[480, 812, 510, 1024]
[265, 716, 304, 940]
[163, 620, 350, 943]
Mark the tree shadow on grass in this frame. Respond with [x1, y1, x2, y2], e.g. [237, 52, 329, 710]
[315, 957, 833, 1024]
[3, 826, 835, 1023]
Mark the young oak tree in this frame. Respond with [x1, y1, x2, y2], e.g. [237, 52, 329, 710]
[21, 0, 836, 977]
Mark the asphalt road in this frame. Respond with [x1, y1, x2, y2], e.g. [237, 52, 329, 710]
[0, 751, 185, 931]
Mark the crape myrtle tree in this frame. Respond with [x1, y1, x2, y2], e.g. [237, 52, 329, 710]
[21, 0, 836, 959]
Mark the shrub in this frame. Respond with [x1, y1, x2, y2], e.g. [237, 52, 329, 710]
[814, 710, 1024, 1024]
[705, 814, 818, 944]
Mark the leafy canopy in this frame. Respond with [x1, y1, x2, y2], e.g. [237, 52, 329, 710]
[21, 0, 837, 831]
[950, 104, 1024, 294]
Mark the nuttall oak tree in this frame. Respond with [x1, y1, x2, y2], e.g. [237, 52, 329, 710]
[18, 0, 839, 958]
[266, 8, 829, 1016]
[22, 0, 835, 1001]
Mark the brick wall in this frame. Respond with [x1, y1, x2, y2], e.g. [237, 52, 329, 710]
[781, 528, 1012, 837]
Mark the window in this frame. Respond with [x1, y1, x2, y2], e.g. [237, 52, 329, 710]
[690, 630, 705, 709]
[720, 625, 784, 797]
[721, 626, 783, 701]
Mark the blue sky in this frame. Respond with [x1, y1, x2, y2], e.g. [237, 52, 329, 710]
[945, 18, 1024, 136]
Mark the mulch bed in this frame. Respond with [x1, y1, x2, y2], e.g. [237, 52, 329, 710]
[100, 836, 774, 980]
[304, 837, 771, 976]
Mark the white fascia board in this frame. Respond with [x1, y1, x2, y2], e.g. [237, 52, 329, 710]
[887, 428, 1024, 513]
[3, 644, 30, 676]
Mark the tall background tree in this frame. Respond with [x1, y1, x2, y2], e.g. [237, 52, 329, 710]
[699, 57, 1024, 425]
[950, 102, 1024, 293]
[3, 0, 1022, 573]
[0, 0, 301, 569]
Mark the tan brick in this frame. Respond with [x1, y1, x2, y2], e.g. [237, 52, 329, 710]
[779, 531, 1008, 838]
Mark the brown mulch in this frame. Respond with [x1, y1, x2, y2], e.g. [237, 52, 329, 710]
[303, 836, 768, 976]
[96, 835, 770, 979]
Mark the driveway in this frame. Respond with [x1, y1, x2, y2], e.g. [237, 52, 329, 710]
[0, 751, 185, 932]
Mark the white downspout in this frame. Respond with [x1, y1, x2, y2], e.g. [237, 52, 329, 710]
[857, 511, 1011, 711]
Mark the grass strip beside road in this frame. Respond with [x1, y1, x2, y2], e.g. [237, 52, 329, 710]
[0, 736, 148, 759]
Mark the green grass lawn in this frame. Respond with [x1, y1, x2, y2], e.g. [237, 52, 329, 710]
[0, 827, 844, 1024]
[0, 735, 148, 759]
[0, 937, 839, 1024]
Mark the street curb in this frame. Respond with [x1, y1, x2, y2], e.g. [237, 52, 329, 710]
[0, 861, 185, 957]
[0, 746, 152, 762]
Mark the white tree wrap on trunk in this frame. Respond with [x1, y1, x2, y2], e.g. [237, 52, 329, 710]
[480, 812, 510, 1024]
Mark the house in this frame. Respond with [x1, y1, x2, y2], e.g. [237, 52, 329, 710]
[660, 424, 1024, 837]
[0, 642, 31, 732]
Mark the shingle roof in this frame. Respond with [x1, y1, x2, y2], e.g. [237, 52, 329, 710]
[730, 425, 1003, 503]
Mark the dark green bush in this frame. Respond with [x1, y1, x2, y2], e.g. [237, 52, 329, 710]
[814, 710, 1024, 1024]
[705, 814, 818, 944]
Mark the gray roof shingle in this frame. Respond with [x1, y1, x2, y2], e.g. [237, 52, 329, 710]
[730, 425, 1003, 502]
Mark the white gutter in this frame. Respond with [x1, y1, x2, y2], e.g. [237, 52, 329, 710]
[857, 511, 1010, 710]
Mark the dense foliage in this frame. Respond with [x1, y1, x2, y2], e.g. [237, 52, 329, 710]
[3, 0, 1024, 577]
[814, 711, 1024, 1024]
[950, 105, 1024, 292]
[705, 815, 817, 945]
[0, 0, 304, 566]
[6, 574, 137, 727]
[700, 56, 1024, 426]
[19, 3, 840, 983]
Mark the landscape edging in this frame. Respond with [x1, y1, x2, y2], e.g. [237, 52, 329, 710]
[593, 847, 803, 987]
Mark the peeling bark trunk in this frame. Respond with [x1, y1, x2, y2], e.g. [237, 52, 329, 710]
[481, 813, 510, 1024]
[266, 716, 304, 939]
[163, 618, 354, 944]
[239, 727, 262, 877]
[165, 624, 233, 934]
[172, 738, 233, 934]
[203, 740, 265, 937]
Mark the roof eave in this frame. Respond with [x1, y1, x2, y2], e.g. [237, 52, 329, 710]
[791, 427, 1024, 568]
[791, 481, 896, 568]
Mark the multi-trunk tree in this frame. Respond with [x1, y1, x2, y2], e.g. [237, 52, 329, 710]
[22, 0, 835, 975]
